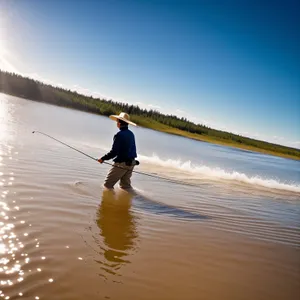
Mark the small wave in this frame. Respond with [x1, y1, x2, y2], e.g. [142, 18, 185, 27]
[64, 180, 101, 198]
[139, 155, 300, 193]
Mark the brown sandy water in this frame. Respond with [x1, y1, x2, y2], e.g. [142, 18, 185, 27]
[0, 93, 299, 299]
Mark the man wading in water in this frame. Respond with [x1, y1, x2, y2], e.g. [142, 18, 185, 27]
[98, 112, 138, 190]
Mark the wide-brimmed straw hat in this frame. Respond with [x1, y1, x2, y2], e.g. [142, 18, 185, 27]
[109, 112, 136, 126]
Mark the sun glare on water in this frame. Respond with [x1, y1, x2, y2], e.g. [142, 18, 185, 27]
[0, 99, 9, 142]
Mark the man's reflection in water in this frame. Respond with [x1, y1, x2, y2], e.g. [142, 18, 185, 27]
[97, 189, 138, 273]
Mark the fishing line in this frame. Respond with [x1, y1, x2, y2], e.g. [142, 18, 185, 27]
[33, 131, 254, 216]
[32, 131, 201, 188]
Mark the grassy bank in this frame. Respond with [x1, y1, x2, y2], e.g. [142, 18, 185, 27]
[130, 115, 300, 160]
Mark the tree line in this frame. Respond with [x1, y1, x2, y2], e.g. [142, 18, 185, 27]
[0, 69, 299, 158]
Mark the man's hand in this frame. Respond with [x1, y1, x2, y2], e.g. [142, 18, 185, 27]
[98, 158, 104, 164]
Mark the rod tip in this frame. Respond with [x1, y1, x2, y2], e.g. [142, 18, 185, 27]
[32, 131, 35, 134]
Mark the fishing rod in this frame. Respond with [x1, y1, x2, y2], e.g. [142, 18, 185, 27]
[32, 131, 200, 188]
[33, 131, 98, 162]
[32, 131, 254, 216]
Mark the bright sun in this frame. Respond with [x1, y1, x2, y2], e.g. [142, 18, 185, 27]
[0, 18, 7, 64]
[0, 29, 18, 73]
[0, 9, 19, 73]
[0, 11, 5, 56]
[0, 11, 13, 72]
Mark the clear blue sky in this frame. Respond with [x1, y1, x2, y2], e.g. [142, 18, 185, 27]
[1, 0, 299, 147]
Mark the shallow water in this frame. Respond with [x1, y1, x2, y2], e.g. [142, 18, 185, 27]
[0, 93, 299, 299]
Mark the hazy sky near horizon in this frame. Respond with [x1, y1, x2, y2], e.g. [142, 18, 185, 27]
[0, 0, 299, 147]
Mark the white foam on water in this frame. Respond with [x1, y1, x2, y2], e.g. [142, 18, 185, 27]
[139, 154, 300, 193]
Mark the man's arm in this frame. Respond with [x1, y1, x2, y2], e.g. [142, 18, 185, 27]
[98, 134, 120, 163]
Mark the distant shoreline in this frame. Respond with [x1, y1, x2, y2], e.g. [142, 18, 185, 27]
[129, 116, 300, 161]
[155, 127, 300, 160]
[1, 70, 299, 161]
[7, 93, 299, 161]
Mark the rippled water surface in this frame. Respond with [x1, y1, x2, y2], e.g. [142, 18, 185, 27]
[0, 94, 299, 300]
